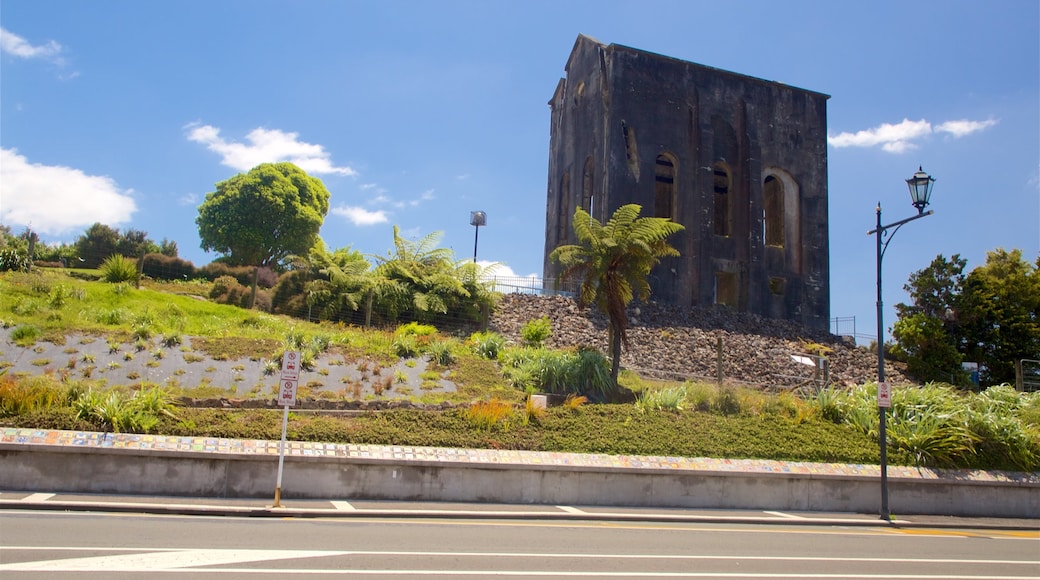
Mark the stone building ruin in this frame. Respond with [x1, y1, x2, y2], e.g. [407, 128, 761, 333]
[543, 35, 830, 331]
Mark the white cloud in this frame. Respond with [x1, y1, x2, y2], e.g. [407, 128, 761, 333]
[178, 193, 199, 206]
[185, 123, 356, 176]
[0, 27, 62, 62]
[935, 118, 998, 138]
[828, 118, 931, 153]
[829, 117, 998, 154]
[0, 148, 136, 235]
[330, 205, 388, 226]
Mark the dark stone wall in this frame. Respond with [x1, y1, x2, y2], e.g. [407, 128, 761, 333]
[545, 35, 830, 331]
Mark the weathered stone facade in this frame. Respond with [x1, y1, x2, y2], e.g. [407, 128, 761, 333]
[544, 35, 830, 331]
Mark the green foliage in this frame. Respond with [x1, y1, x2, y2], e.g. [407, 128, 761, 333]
[468, 331, 505, 360]
[812, 382, 1040, 471]
[11, 324, 41, 346]
[99, 254, 139, 283]
[500, 345, 618, 402]
[0, 247, 32, 272]
[893, 249, 1040, 386]
[196, 162, 331, 273]
[636, 385, 687, 412]
[520, 316, 552, 347]
[427, 340, 456, 366]
[75, 223, 120, 269]
[550, 204, 685, 381]
[73, 386, 179, 433]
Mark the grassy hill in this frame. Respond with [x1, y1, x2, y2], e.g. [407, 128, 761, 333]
[1, 269, 1038, 472]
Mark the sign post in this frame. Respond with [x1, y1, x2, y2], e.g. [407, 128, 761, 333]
[273, 351, 300, 508]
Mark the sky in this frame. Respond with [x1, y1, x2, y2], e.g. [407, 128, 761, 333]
[1, 0, 1038, 343]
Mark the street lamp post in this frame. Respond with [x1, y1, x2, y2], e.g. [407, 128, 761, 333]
[470, 211, 486, 263]
[867, 166, 936, 521]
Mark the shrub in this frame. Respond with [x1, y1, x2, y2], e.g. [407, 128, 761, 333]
[99, 254, 139, 283]
[520, 316, 552, 348]
[637, 385, 687, 412]
[468, 331, 505, 360]
[141, 253, 197, 281]
[395, 322, 438, 337]
[0, 247, 32, 272]
[10, 325, 41, 346]
[428, 340, 456, 366]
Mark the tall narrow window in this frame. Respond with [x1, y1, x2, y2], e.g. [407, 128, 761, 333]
[558, 173, 571, 243]
[582, 157, 594, 215]
[764, 175, 785, 247]
[713, 162, 731, 237]
[654, 154, 676, 218]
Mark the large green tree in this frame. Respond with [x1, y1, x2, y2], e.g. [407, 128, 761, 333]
[891, 254, 969, 384]
[196, 162, 330, 308]
[959, 249, 1040, 385]
[75, 223, 121, 268]
[550, 204, 685, 383]
[893, 249, 1040, 386]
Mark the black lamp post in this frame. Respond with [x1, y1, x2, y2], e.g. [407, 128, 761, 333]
[470, 211, 486, 263]
[867, 166, 936, 521]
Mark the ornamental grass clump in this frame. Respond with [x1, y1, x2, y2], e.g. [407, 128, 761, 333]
[99, 254, 139, 284]
[463, 398, 513, 431]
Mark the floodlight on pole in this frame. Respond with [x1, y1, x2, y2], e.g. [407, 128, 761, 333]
[470, 211, 486, 263]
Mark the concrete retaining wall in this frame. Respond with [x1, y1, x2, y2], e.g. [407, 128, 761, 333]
[2, 439, 1037, 518]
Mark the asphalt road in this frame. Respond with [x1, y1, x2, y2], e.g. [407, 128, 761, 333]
[1, 509, 1037, 578]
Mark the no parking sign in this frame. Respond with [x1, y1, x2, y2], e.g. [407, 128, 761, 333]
[278, 351, 300, 407]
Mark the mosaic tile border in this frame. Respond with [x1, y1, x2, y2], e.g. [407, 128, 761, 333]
[3, 427, 1036, 484]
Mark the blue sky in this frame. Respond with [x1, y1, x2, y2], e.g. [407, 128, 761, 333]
[2, 0, 1037, 342]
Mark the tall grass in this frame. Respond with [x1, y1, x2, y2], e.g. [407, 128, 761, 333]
[813, 382, 1040, 471]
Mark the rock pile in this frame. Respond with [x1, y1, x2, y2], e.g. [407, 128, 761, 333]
[489, 294, 908, 389]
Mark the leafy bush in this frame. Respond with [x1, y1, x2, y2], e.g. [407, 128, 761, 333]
[468, 331, 505, 360]
[0, 247, 32, 272]
[73, 386, 179, 433]
[395, 322, 438, 337]
[99, 254, 139, 283]
[637, 385, 687, 412]
[428, 340, 456, 366]
[141, 253, 197, 281]
[520, 316, 552, 347]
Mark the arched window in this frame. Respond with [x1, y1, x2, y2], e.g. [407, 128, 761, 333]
[582, 157, 594, 215]
[713, 162, 731, 237]
[654, 154, 676, 218]
[558, 172, 571, 243]
[764, 175, 785, 247]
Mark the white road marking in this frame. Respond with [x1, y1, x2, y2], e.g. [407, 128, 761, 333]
[764, 511, 805, 519]
[556, 506, 585, 514]
[331, 501, 355, 510]
[0, 549, 350, 571]
[22, 493, 55, 502]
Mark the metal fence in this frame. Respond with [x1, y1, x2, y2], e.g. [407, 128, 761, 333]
[485, 276, 577, 297]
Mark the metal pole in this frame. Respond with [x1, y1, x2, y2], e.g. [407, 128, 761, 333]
[473, 225, 479, 263]
[274, 404, 289, 508]
[875, 203, 889, 521]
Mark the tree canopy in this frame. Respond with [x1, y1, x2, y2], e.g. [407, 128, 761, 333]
[196, 162, 330, 271]
[550, 204, 685, 384]
[892, 248, 1040, 386]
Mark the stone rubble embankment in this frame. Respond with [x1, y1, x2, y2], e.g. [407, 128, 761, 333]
[488, 294, 907, 388]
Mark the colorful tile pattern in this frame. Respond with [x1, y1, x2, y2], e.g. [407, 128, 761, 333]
[2, 427, 1037, 484]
